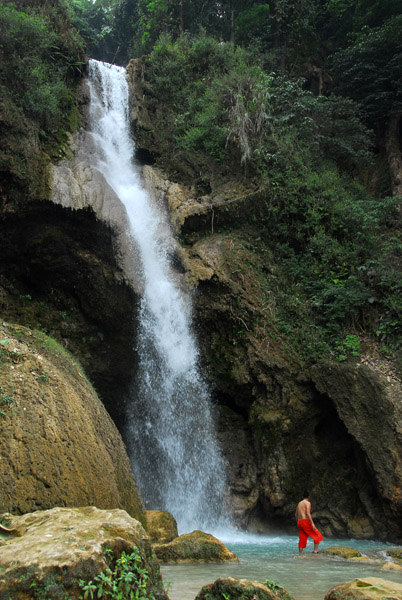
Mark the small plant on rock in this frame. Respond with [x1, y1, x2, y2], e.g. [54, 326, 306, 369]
[264, 580, 293, 600]
[79, 546, 155, 600]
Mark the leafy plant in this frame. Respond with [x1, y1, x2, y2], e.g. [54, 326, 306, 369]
[79, 546, 155, 600]
[0, 387, 14, 417]
[264, 579, 293, 600]
[335, 334, 360, 361]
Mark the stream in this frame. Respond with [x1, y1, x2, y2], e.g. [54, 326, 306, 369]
[161, 534, 402, 599]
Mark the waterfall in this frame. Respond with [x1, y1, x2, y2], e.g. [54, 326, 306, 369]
[87, 59, 227, 533]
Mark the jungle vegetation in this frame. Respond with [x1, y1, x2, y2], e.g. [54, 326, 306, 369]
[1, 0, 401, 368]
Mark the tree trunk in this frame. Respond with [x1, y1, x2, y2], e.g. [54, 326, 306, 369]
[179, 0, 183, 33]
[385, 110, 402, 197]
[230, 2, 235, 44]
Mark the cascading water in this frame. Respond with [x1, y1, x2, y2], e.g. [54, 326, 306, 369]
[87, 59, 227, 533]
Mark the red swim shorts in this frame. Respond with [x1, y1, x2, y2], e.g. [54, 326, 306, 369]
[297, 519, 324, 548]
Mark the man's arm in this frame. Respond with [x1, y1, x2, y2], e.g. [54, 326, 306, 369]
[306, 501, 316, 530]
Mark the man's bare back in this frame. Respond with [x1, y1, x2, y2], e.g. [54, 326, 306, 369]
[295, 498, 311, 521]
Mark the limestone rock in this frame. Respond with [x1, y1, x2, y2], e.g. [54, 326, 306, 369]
[144, 510, 178, 544]
[217, 407, 259, 527]
[324, 577, 402, 599]
[142, 165, 211, 234]
[0, 323, 144, 521]
[381, 561, 402, 572]
[310, 361, 402, 540]
[153, 530, 238, 562]
[322, 546, 362, 559]
[50, 86, 142, 294]
[0, 506, 168, 600]
[195, 577, 295, 600]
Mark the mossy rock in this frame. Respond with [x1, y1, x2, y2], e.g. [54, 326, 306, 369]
[322, 546, 362, 559]
[195, 577, 295, 600]
[153, 530, 238, 562]
[0, 507, 168, 600]
[0, 322, 144, 522]
[387, 548, 402, 563]
[144, 510, 178, 544]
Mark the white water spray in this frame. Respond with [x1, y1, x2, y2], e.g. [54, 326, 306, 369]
[87, 60, 227, 533]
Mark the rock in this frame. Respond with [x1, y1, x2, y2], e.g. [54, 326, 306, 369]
[310, 361, 402, 540]
[381, 561, 402, 571]
[0, 506, 168, 600]
[0, 323, 144, 522]
[388, 549, 402, 562]
[195, 577, 295, 600]
[322, 546, 363, 559]
[324, 576, 402, 599]
[50, 121, 143, 294]
[216, 407, 259, 527]
[144, 510, 178, 544]
[153, 530, 238, 562]
[0, 524, 20, 538]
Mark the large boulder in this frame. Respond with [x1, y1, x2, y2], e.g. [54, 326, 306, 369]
[195, 577, 295, 600]
[0, 506, 168, 600]
[0, 323, 144, 521]
[324, 577, 402, 599]
[153, 530, 238, 562]
[144, 510, 178, 544]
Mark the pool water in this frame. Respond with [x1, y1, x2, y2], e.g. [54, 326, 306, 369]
[160, 532, 402, 599]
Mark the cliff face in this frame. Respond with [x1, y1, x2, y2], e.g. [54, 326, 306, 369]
[0, 57, 401, 544]
[138, 164, 402, 543]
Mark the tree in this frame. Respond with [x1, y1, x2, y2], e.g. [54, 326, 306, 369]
[331, 15, 402, 196]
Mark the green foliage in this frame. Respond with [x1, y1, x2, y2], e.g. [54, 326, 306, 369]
[29, 574, 71, 600]
[0, 2, 84, 129]
[235, 3, 271, 49]
[331, 14, 402, 124]
[0, 0, 86, 199]
[264, 579, 293, 600]
[144, 33, 372, 182]
[140, 32, 402, 358]
[335, 334, 360, 361]
[79, 546, 155, 600]
[0, 387, 14, 418]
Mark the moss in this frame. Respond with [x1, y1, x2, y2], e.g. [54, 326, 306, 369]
[322, 546, 362, 559]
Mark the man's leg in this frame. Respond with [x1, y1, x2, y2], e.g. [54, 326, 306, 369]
[298, 522, 307, 553]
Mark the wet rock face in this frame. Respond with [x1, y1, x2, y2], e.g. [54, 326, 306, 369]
[0, 323, 143, 520]
[0, 200, 139, 425]
[0, 507, 168, 600]
[310, 361, 402, 541]
[198, 267, 402, 541]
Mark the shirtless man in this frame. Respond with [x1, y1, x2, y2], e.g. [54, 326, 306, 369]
[295, 491, 323, 553]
